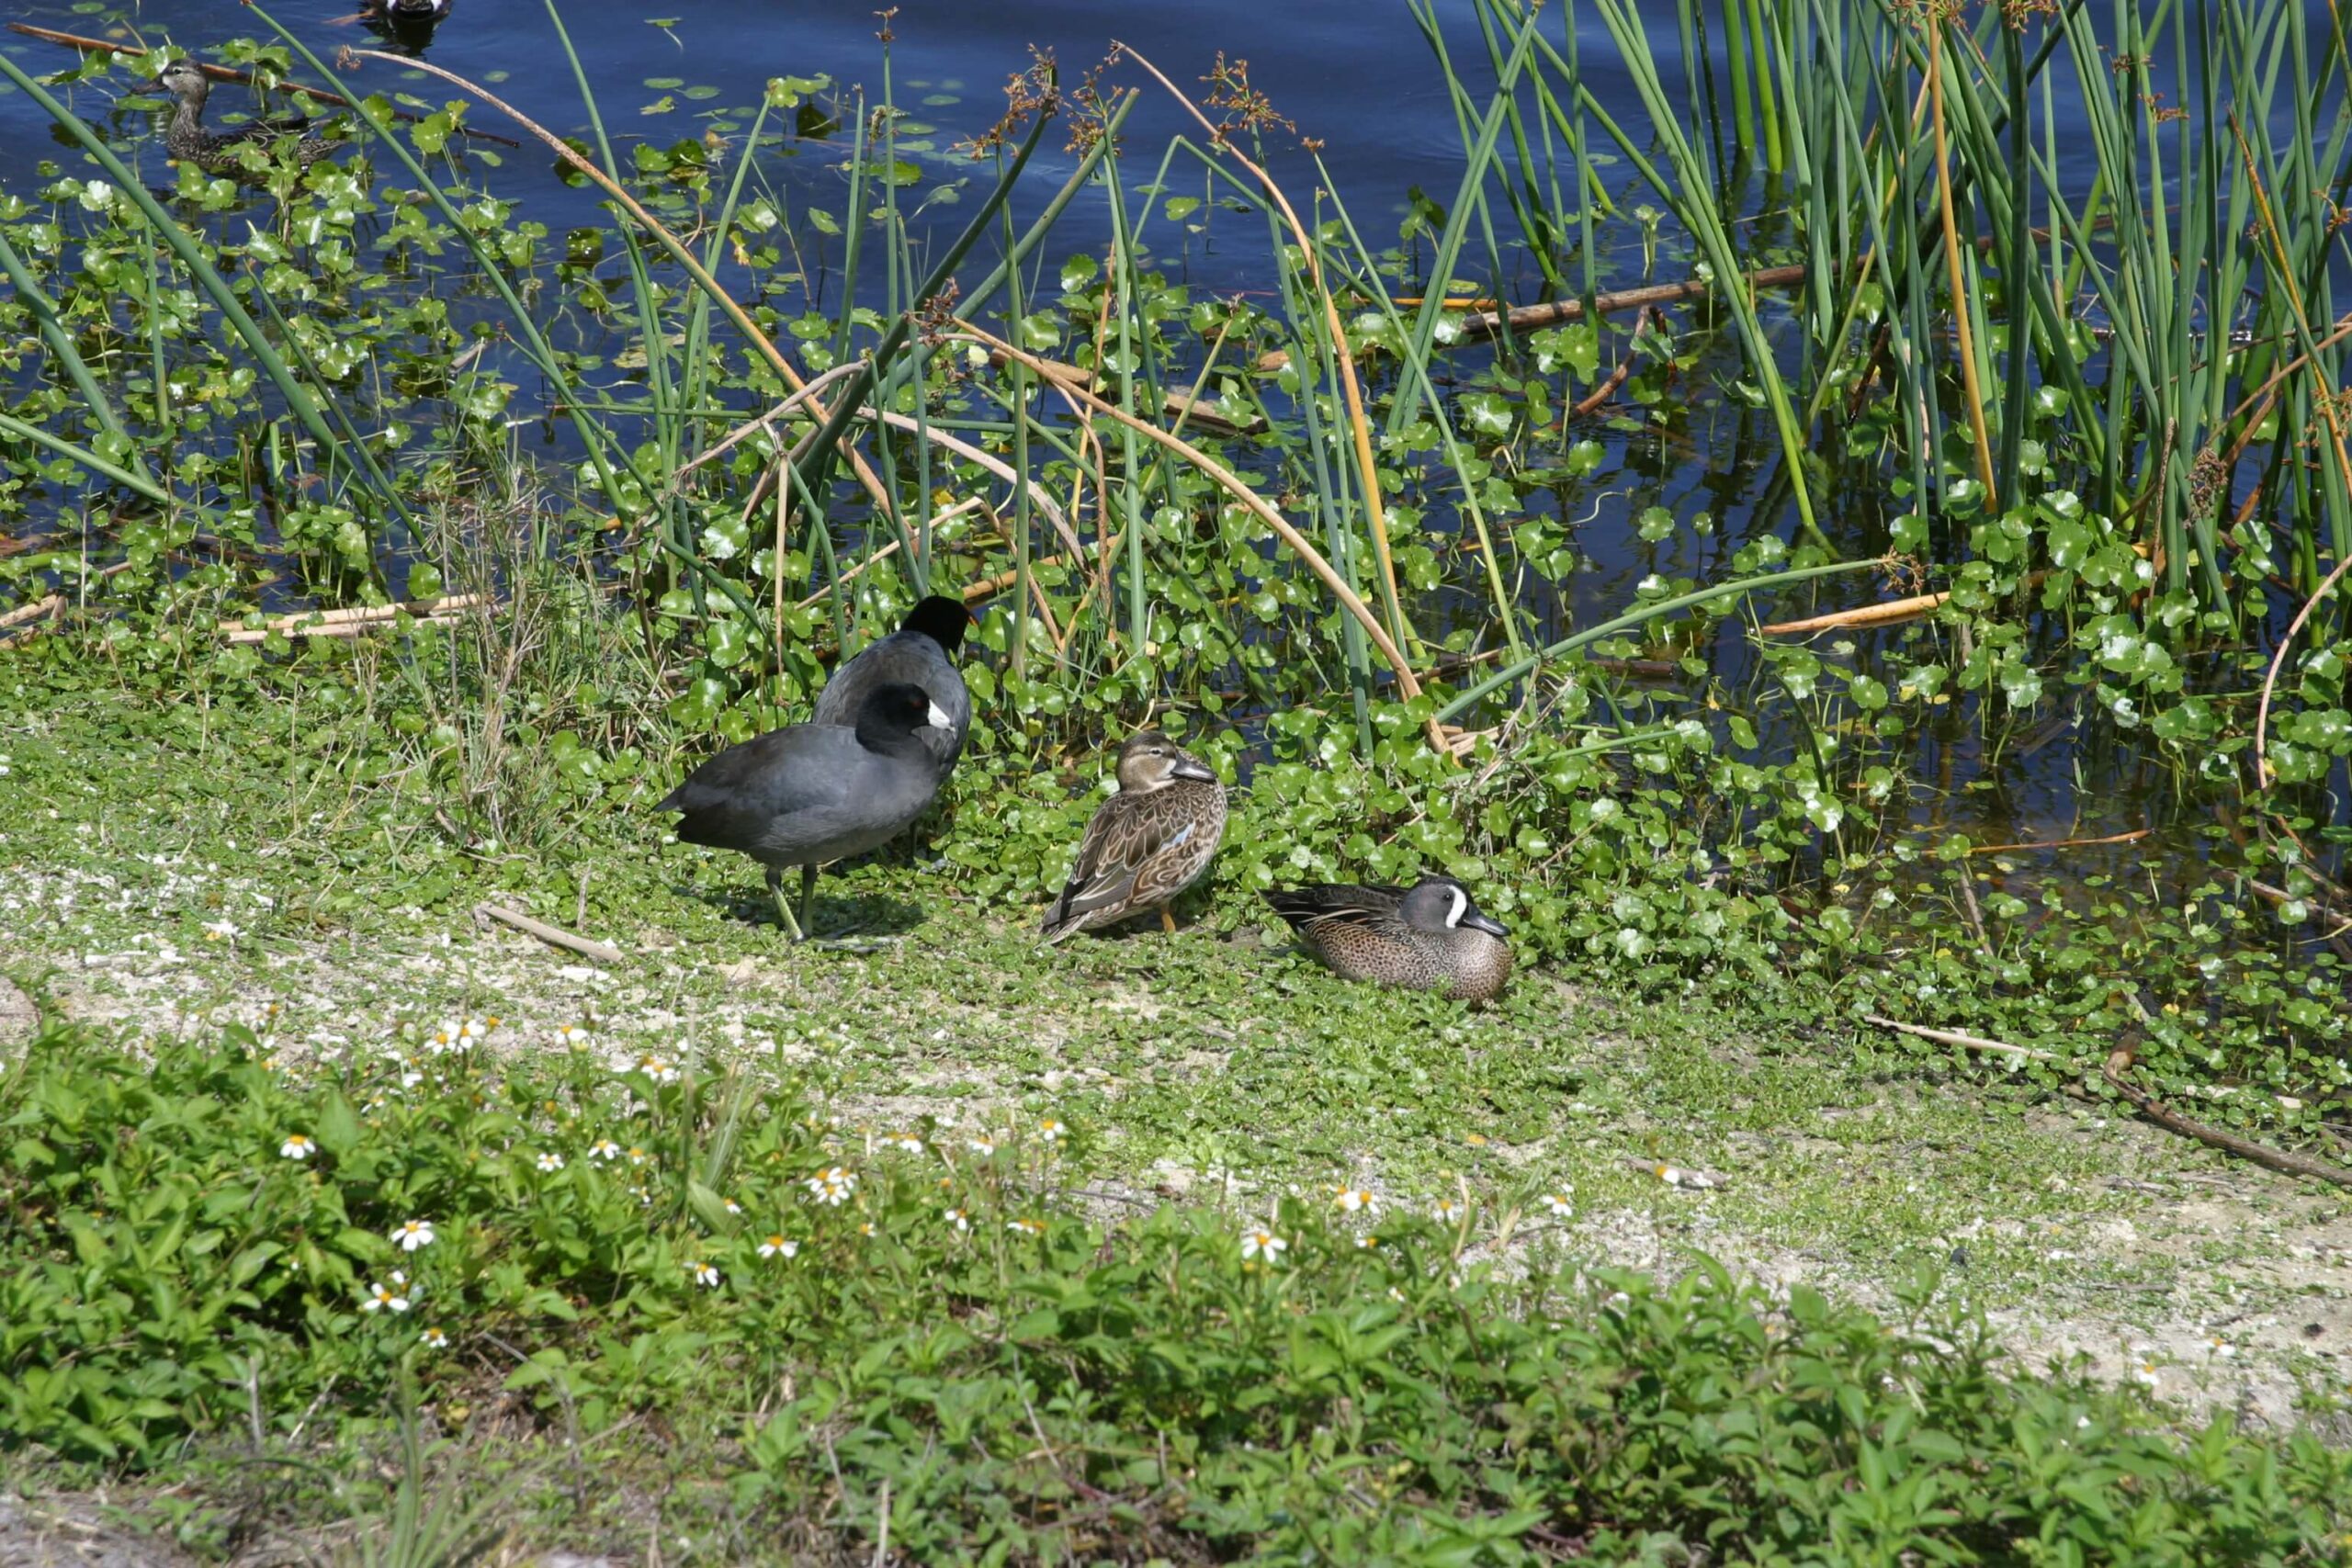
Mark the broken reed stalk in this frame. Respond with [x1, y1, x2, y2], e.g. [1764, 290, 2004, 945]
[1964, 829, 2151, 856]
[1868, 1015, 2352, 1189]
[956, 321, 1451, 757]
[220, 592, 492, 644]
[1865, 1014, 2058, 1062]
[345, 50, 900, 525]
[477, 903, 626, 966]
[1250, 265, 1810, 374]
[0, 560, 139, 644]
[981, 349, 1263, 436]
[2102, 1047, 2352, 1190]
[4, 23, 520, 145]
[1111, 41, 1415, 663]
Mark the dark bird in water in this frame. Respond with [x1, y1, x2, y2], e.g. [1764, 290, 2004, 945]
[358, 0, 453, 48]
[656, 682, 953, 941]
[157, 58, 334, 182]
[1039, 730, 1227, 940]
[810, 594, 974, 773]
[1262, 876, 1514, 1004]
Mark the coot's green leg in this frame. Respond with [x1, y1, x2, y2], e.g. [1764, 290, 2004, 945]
[766, 866, 806, 942]
[798, 863, 820, 941]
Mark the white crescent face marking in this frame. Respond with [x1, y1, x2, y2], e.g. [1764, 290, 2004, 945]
[1445, 886, 1468, 930]
[925, 700, 952, 730]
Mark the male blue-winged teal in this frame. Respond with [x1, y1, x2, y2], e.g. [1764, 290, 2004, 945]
[810, 594, 974, 774]
[157, 59, 334, 182]
[1039, 730, 1226, 939]
[1262, 876, 1514, 1003]
[657, 682, 952, 941]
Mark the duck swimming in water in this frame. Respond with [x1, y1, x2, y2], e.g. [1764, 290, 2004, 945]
[156, 58, 334, 182]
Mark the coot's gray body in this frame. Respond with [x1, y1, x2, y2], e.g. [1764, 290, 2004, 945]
[811, 595, 973, 773]
[658, 682, 951, 940]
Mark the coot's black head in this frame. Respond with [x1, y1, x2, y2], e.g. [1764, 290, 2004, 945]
[854, 681, 954, 748]
[1401, 876, 1508, 939]
[903, 595, 974, 656]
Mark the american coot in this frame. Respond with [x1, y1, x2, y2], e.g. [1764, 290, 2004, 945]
[156, 59, 334, 181]
[811, 595, 974, 773]
[1261, 877, 1514, 1003]
[657, 682, 951, 941]
[1039, 730, 1227, 941]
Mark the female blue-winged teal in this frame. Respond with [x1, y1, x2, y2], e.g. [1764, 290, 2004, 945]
[656, 682, 953, 942]
[1262, 876, 1513, 1003]
[810, 595, 974, 775]
[1039, 730, 1226, 940]
[157, 59, 334, 182]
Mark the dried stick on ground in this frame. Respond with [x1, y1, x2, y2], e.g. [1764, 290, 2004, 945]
[2101, 1046, 2352, 1190]
[1867, 1014, 2352, 1188]
[0, 561, 140, 645]
[477, 904, 625, 967]
[1865, 1014, 2059, 1063]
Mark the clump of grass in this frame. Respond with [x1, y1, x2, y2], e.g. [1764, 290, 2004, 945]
[1, 1019, 2346, 1561]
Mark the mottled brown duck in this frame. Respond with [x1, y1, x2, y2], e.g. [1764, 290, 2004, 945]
[1039, 730, 1226, 940]
[157, 58, 334, 182]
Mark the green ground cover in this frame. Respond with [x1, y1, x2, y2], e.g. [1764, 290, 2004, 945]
[4, 659, 2350, 1563]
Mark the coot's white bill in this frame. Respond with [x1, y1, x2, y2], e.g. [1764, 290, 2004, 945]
[925, 700, 952, 730]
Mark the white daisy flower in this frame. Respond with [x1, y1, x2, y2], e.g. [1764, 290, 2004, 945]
[1039, 1119, 1067, 1144]
[1239, 1228, 1287, 1263]
[419, 1326, 448, 1348]
[944, 1207, 969, 1233]
[390, 1219, 436, 1252]
[758, 1235, 798, 1259]
[685, 1260, 719, 1288]
[536, 1152, 564, 1173]
[556, 1023, 589, 1047]
[637, 1055, 681, 1085]
[892, 1134, 923, 1154]
[804, 1167, 856, 1205]
[279, 1134, 316, 1160]
[587, 1138, 621, 1163]
[968, 1136, 999, 1156]
[361, 1280, 411, 1314]
[1333, 1187, 1374, 1213]
[1542, 1191, 1573, 1219]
